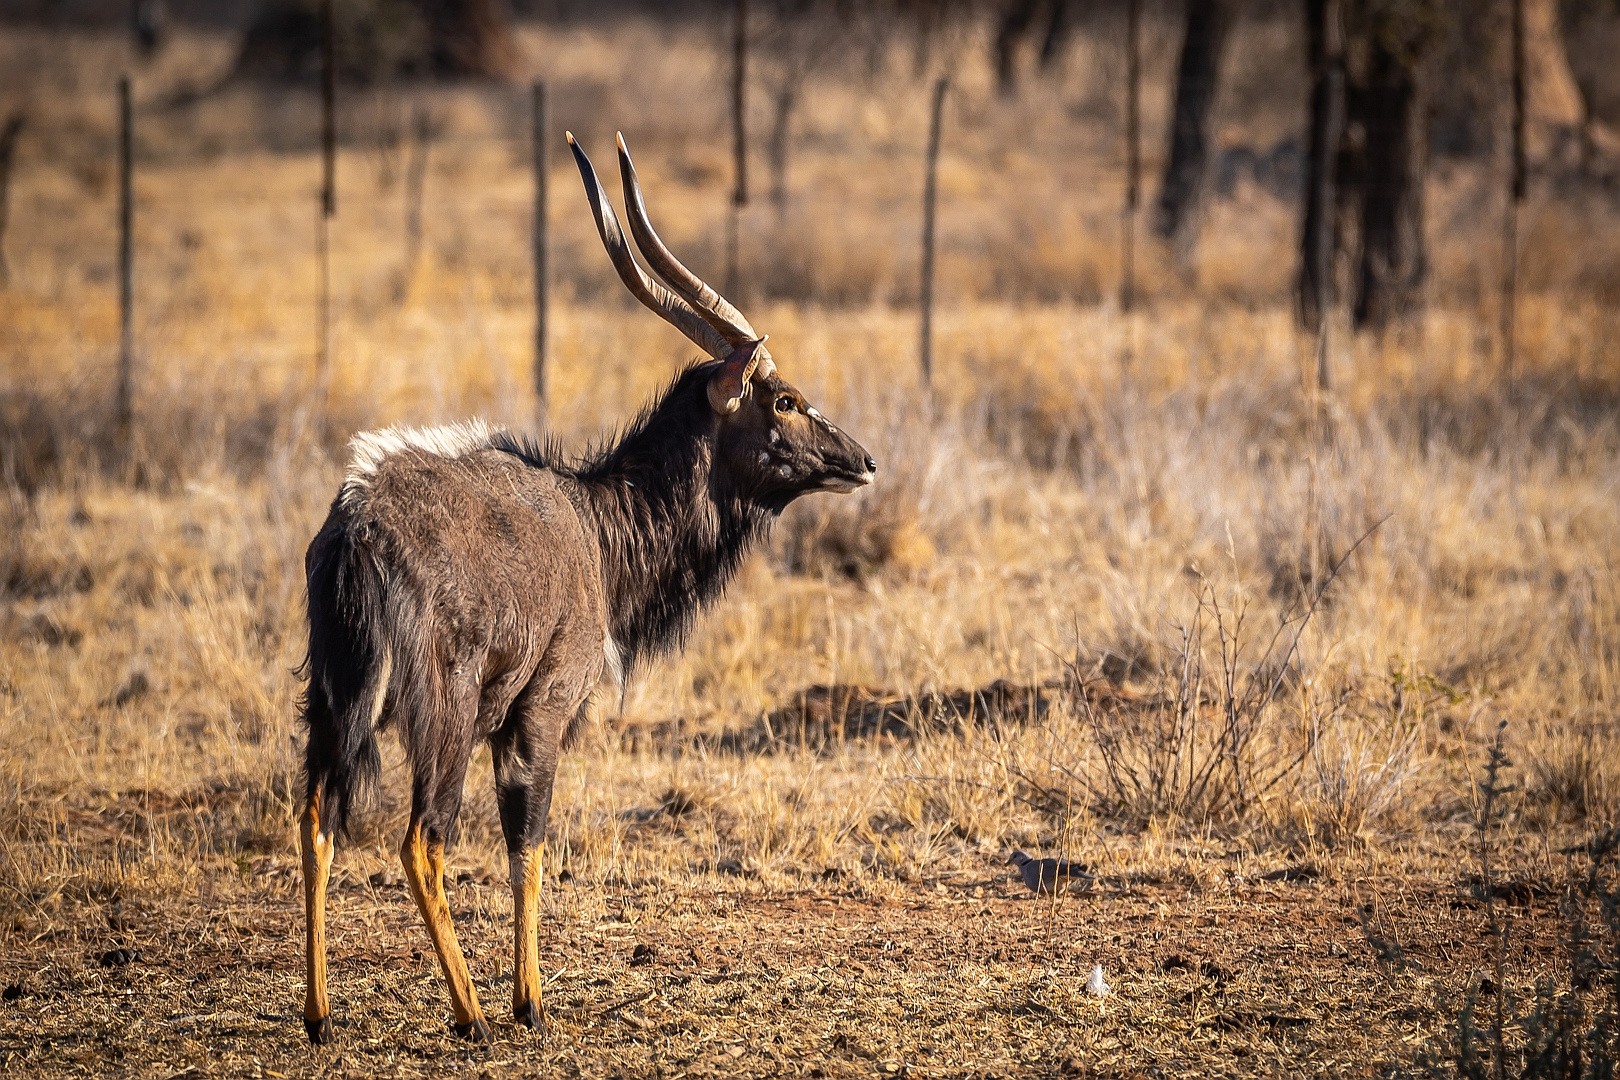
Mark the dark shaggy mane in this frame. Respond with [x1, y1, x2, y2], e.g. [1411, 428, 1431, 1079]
[488, 427, 569, 472]
[490, 361, 716, 476]
[507, 360, 774, 675]
[491, 362, 711, 467]
[492, 360, 779, 675]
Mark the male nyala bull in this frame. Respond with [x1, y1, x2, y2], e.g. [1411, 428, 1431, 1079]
[297, 133, 875, 1043]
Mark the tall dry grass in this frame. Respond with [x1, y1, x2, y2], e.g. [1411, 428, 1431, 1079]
[0, 16, 1617, 920]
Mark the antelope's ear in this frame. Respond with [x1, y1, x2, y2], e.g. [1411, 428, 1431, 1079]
[706, 337, 770, 415]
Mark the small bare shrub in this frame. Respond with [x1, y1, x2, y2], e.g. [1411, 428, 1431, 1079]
[1060, 580, 1307, 823]
[1039, 522, 1381, 826]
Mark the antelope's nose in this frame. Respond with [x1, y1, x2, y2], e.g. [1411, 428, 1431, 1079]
[864, 454, 877, 474]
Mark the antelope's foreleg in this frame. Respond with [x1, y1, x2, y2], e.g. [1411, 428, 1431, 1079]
[300, 789, 336, 1045]
[400, 821, 489, 1041]
[509, 846, 544, 1028]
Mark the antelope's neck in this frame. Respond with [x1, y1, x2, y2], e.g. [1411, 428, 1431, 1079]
[576, 432, 770, 673]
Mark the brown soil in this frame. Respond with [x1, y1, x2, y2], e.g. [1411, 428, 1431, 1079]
[0, 790, 1566, 1079]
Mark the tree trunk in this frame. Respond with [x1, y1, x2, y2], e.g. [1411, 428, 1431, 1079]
[1037, 0, 1073, 71]
[994, 0, 1041, 97]
[1121, 0, 1141, 316]
[1297, 0, 1344, 335]
[1502, 0, 1525, 373]
[769, 83, 796, 213]
[418, 0, 521, 80]
[727, 0, 748, 297]
[1352, 34, 1426, 330]
[1152, 0, 1232, 249]
[233, 0, 521, 84]
[0, 111, 24, 285]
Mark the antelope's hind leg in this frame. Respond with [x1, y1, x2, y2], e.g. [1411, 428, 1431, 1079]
[400, 748, 491, 1042]
[492, 696, 567, 1030]
[300, 788, 336, 1045]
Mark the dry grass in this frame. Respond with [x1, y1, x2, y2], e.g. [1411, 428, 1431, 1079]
[2, 13, 1619, 1077]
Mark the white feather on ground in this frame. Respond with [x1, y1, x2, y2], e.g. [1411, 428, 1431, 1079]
[1086, 964, 1110, 997]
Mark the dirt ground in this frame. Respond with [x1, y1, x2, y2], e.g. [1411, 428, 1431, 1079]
[0, 787, 1567, 1079]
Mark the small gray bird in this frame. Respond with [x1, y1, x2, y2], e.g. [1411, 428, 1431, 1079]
[1008, 850, 1094, 895]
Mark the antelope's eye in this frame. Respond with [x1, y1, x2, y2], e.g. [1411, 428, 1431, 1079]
[775, 395, 796, 414]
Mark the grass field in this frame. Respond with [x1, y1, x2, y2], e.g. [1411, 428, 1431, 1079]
[2, 13, 1619, 1077]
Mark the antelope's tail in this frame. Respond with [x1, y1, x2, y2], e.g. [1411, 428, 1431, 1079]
[298, 518, 390, 837]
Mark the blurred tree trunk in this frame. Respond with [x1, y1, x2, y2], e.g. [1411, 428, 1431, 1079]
[0, 111, 24, 285]
[1298, 0, 1432, 335]
[995, 0, 1073, 92]
[1152, 0, 1232, 252]
[1037, 0, 1073, 71]
[417, 0, 521, 80]
[234, 0, 520, 84]
[769, 84, 794, 212]
[1350, 22, 1427, 329]
[1297, 0, 1344, 334]
[994, 0, 1041, 96]
[759, 5, 853, 217]
[133, 0, 168, 55]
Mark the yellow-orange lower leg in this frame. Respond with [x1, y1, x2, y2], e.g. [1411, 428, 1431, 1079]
[300, 792, 335, 1043]
[400, 824, 487, 1038]
[509, 848, 543, 1027]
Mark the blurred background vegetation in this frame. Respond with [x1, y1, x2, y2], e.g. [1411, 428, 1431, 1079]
[2, 0, 1617, 314]
[1, 0, 1617, 905]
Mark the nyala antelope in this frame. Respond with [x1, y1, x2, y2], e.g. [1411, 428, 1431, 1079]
[297, 133, 875, 1043]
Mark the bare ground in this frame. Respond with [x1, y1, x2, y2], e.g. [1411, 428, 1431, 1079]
[0, 785, 1568, 1079]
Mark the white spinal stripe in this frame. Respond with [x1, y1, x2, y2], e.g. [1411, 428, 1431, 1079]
[340, 419, 500, 505]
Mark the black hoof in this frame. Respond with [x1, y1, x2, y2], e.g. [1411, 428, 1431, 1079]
[453, 1017, 492, 1043]
[515, 999, 542, 1029]
[304, 1015, 334, 1045]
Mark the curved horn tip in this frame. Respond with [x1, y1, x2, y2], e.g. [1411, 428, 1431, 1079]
[615, 131, 629, 153]
[565, 130, 576, 145]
